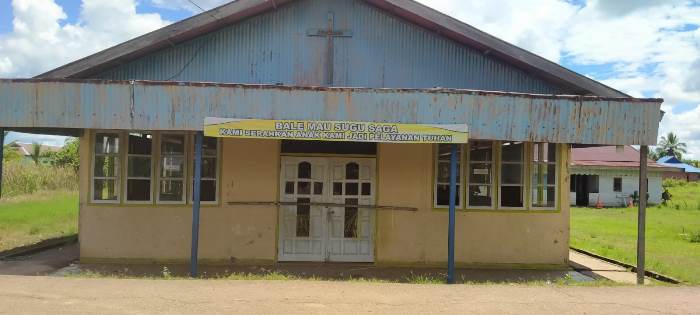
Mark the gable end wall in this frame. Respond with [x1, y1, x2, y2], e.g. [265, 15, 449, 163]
[93, 0, 572, 94]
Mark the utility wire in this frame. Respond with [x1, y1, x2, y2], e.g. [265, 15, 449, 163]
[187, 0, 208, 12]
[166, 0, 222, 81]
[187, 0, 219, 20]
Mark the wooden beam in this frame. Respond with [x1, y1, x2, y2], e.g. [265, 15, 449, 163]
[190, 131, 204, 278]
[637, 145, 648, 285]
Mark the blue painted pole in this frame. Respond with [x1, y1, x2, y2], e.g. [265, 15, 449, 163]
[447, 143, 458, 284]
[190, 131, 203, 277]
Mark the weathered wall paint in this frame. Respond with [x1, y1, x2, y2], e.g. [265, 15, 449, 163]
[374, 143, 570, 266]
[93, 0, 569, 94]
[79, 131, 570, 266]
[79, 133, 279, 263]
[0, 80, 662, 145]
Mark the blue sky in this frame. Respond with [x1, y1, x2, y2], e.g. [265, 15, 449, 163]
[0, 1, 189, 33]
[1, 0, 699, 158]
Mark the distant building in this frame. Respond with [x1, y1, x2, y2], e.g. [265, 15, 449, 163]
[6, 141, 62, 165]
[570, 146, 678, 207]
[656, 155, 700, 182]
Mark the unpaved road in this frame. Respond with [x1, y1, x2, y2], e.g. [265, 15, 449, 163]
[0, 276, 698, 314]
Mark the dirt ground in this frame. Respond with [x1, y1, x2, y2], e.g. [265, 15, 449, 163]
[0, 275, 697, 314]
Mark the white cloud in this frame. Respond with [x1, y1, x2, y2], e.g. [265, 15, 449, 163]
[418, 0, 700, 159]
[418, 0, 578, 62]
[659, 104, 700, 159]
[0, 0, 170, 78]
[593, 0, 687, 16]
[149, 0, 231, 13]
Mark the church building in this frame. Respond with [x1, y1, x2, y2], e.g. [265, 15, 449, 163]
[0, 0, 661, 272]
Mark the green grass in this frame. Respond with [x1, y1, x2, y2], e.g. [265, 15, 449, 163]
[571, 182, 700, 284]
[0, 190, 78, 251]
[1, 162, 78, 197]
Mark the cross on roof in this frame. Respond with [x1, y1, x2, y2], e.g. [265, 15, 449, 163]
[306, 12, 353, 86]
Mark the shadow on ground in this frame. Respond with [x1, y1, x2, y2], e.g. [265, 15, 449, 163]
[63, 262, 594, 284]
[0, 242, 78, 276]
[1, 242, 596, 284]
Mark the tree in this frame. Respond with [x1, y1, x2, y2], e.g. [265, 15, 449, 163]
[30, 142, 42, 165]
[2, 144, 21, 163]
[47, 138, 80, 172]
[655, 132, 687, 160]
[648, 150, 660, 161]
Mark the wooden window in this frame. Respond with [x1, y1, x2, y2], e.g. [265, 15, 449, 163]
[191, 136, 219, 203]
[613, 177, 622, 192]
[434, 144, 461, 208]
[125, 132, 153, 203]
[158, 134, 186, 203]
[92, 132, 120, 203]
[499, 142, 525, 208]
[467, 140, 495, 208]
[531, 143, 557, 209]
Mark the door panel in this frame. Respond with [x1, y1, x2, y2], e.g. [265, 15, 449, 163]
[278, 156, 375, 262]
[278, 157, 327, 261]
[327, 158, 375, 262]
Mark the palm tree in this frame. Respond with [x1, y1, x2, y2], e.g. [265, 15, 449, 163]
[30, 142, 42, 165]
[655, 132, 687, 160]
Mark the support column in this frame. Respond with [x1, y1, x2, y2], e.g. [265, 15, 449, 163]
[447, 144, 458, 284]
[637, 145, 648, 285]
[190, 131, 203, 277]
[0, 129, 4, 199]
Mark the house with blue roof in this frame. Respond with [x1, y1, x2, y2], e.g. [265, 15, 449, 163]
[657, 155, 700, 182]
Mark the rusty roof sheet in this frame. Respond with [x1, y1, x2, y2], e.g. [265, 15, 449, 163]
[571, 145, 671, 169]
[0, 79, 662, 145]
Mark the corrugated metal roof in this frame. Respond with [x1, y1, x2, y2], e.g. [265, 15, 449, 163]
[0, 79, 662, 145]
[657, 155, 680, 163]
[91, 0, 569, 94]
[7, 142, 62, 156]
[655, 155, 700, 173]
[571, 145, 670, 169]
[35, 0, 627, 97]
[656, 160, 700, 173]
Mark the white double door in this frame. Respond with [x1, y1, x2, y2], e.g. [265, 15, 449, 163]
[279, 156, 375, 262]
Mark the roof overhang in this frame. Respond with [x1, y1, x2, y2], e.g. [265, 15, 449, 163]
[571, 164, 680, 173]
[0, 79, 662, 145]
[35, 0, 627, 97]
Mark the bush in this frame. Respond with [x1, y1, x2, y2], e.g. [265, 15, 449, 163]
[44, 138, 79, 171]
[663, 179, 687, 188]
[1, 162, 78, 197]
[690, 232, 700, 243]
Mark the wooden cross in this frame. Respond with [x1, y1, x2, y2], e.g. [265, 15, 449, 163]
[306, 12, 353, 86]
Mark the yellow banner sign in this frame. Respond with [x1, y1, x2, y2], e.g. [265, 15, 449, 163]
[204, 118, 468, 144]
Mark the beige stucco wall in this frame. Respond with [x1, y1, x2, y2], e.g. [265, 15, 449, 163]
[375, 143, 570, 267]
[79, 133, 280, 264]
[79, 131, 569, 267]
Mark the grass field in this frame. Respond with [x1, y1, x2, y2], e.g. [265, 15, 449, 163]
[0, 190, 78, 252]
[571, 182, 700, 284]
